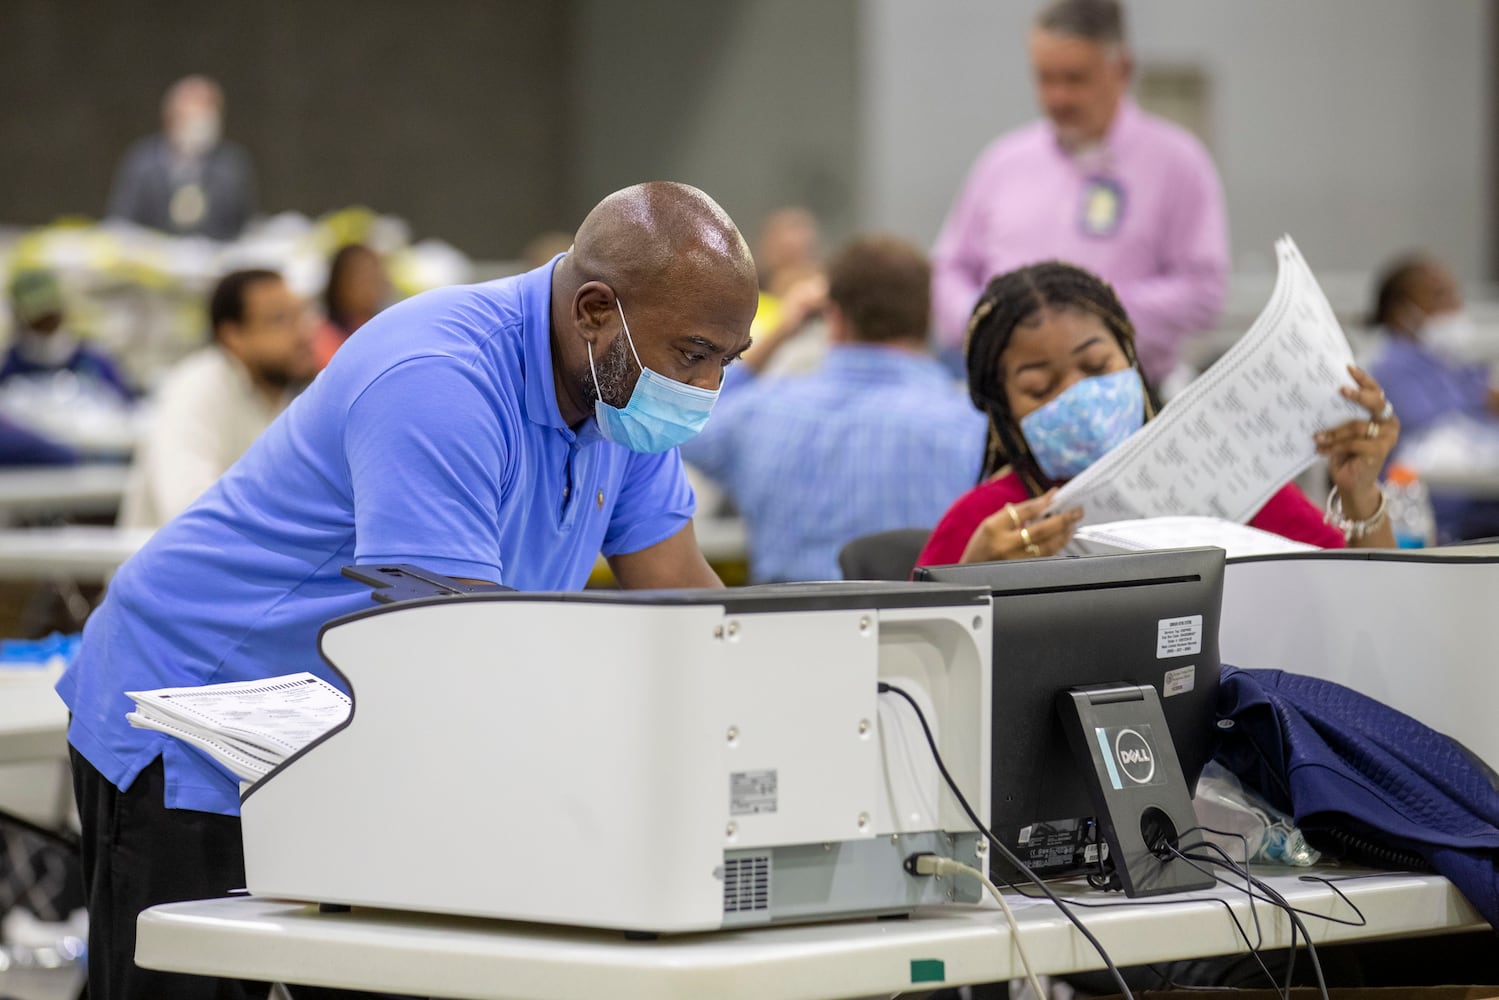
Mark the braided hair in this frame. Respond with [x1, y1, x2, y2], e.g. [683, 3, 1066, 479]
[964, 261, 1158, 493]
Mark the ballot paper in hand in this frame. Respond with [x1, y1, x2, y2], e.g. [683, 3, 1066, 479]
[1054, 237, 1366, 528]
[126, 672, 351, 784]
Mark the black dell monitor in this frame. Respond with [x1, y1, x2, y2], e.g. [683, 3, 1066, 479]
[914, 547, 1225, 895]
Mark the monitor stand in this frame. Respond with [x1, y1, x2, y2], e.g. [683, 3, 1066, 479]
[1056, 683, 1215, 897]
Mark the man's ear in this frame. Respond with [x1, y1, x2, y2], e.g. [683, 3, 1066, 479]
[216, 321, 245, 354]
[572, 281, 619, 348]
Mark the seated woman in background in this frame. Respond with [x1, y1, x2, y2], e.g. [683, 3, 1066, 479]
[1367, 253, 1499, 542]
[313, 243, 390, 369]
[918, 262, 1399, 565]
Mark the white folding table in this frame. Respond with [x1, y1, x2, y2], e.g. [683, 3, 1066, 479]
[136, 868, 1487, 1000]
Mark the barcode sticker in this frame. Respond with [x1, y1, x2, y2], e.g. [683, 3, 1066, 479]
[1157, 615, 1203, 658]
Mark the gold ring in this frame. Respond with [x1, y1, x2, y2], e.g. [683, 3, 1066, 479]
[1005, 504, 1022, 529]
[1020, 526, 1034, 549]
[1365, 421, 1379, 439]
[1025, 542, 1042, 557]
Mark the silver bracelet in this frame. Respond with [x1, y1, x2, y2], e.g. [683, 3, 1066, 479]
[1323, 486, 1389, 541]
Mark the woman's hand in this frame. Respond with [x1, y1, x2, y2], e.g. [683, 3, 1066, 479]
[960, 488, 1085, 562]
[1315, 366, 1400, 510]
[1315, 365, 1399, 546]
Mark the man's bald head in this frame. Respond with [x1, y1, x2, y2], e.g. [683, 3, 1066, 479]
[549, 183, 759, 429]
[565, 182, 756, 304]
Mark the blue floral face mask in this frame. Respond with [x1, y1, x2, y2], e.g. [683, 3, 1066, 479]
[1019, 368, 1145, 481]
[590, 300, 719, 454]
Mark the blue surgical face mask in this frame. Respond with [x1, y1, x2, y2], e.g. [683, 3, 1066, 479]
[1019, 368, 1145, 481]
[590, 300, 719, 453]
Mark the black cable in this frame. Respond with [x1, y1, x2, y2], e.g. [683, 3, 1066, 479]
[1003, 849, 1286, 997]
[879, 680, 1363, 1000]
[1174, 825, 1288, 998]
[878, 681, 1137, 1000]
[1173, 846, 1331, 1000]
[1176, 824, 1293, 996]
[1169, 843, 1298, 999]
[1206, 850, 1325, 1000]
[1180, 836, 1368, 928]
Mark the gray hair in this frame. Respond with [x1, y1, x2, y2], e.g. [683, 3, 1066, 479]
[1035, 0, 1126, 46]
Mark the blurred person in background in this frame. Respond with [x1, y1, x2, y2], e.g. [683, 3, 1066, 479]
[756, 206, 821, 302]
[682, 235, 986, 582]
[1368, 254, 1499, 541]
[120, 269, 316, 529]
[0, 269, 134, 401]
[313, 244, 391, 369]
[741, 206, 831, 377]
[106, 75, 257, 241]
[931, 0, 1228, 389]
[522, 230, 576, 270]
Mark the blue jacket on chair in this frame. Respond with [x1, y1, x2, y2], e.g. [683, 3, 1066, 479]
[1215, 665, 1499, 929]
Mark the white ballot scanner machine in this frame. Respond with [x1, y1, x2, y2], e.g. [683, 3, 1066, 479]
[240, 578, 993, 934]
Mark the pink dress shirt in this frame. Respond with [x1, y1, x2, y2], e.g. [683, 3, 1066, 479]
[932, 100, 1230, 382]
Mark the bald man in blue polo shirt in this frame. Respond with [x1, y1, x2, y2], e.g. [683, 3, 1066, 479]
[59, 182, 758, 1000]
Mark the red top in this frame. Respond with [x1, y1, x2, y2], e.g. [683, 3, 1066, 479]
[916, 471, 1346, 566]
[312, 319, 352, 371]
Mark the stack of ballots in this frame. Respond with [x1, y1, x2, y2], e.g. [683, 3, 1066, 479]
[126, 673, 350, 783]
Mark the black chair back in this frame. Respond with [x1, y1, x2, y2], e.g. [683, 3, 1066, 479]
[837, 528, 932, 581]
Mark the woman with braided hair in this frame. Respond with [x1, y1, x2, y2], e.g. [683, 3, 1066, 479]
[917, 261, 1399, 564]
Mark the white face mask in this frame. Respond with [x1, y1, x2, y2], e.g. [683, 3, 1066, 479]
[1420, 310, 1481, 365]
[173, 114, 221, 157]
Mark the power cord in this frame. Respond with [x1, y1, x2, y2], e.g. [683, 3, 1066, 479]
[1175, 825, 1285, 996]
[878, 681, 1137, 1000]
[1180, 828, 1369, 928]
[907, 852, 1048, 1000]
[1002, 876, 1292, 998]
[1168, 842, 1332, 1000]
[1003, 829, 1369, 1000]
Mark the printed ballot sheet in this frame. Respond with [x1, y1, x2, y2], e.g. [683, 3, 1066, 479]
[1054, 237, 1366, 526]
[127, 672, 351, 782]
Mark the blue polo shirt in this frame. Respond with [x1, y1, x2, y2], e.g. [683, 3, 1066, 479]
[57, 257, 695, 815]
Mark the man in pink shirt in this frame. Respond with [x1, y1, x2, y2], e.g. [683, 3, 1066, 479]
[931, 0, 1229, 385]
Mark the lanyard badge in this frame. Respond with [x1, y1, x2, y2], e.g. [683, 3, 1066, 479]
[1078, 176, 1125, 239]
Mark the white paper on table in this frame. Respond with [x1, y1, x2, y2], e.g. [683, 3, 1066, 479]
[1054, 237, 1367, 527]
[126, 672, 351, 761]
[1069, 516, 1317, 560]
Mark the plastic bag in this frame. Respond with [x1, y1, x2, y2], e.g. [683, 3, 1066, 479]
[1192, 760, 1321, 866]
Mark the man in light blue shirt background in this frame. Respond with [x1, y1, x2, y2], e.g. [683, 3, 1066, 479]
[683, 235, 987, 582]
[60, 182, 758, 1000]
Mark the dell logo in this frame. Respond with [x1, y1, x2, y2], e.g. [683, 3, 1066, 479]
[1113, 728, 1156, 785]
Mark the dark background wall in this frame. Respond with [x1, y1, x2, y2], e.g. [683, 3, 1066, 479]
[0, 0, 576, 259]
[568, 0, 861, 251]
